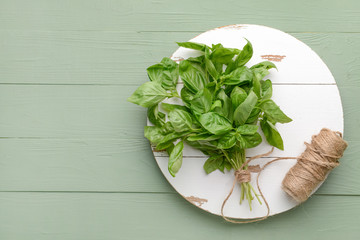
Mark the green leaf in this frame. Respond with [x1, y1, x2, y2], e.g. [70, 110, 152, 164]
[128, 82, 168, 108]
[168, 141, 184, 177]
[166, 143, 175, 155]
[235, 39, 253, 67]
[168, 109, 193, 132]
[210, 100, 222, 111]
[198, 112, 233, 135]
[190, 88, 212, 114]
[240, 132, 262, 148]
[187, 133, 222, 141]
[203, 155, 224, 174]
[217, 132, 237, 149]
[146, 64, 163, 82]
[222, 66, 253, 85]
[185, 139, 218, 152]
[252, 67, 269, 82]
[187, 55, 205, 64]
[231, 86, 247, 110]
[177, 42, 207, 51]
[260, 79, 272, 99]
[233, 91, 258, 125]
[144, 126, 164, 145]
[260, 100, 292, 123]
[180, 87, 195, 108]
[216, 89, 233, 122]
[250, 61, 277, 70]
[237, 125, 259, 135]
[156, 131, 189, 150]
[260, 119, 284, 150]
[147, 105, 165, 127]
[211, 48, 238, 64]
[161, 103, 188, 112]
[246, 108, 261, 124]
[147, 58, 179, 90]
[204, 47, 219, 80]
[179, 60, 207, 93]
[226, 39, 253, 73]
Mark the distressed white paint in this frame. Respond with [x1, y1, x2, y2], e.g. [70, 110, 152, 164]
[150, 25, 344, 219]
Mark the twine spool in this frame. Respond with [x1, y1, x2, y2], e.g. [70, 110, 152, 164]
[282, 128, 348, 203]
[221, 128, 348, 224]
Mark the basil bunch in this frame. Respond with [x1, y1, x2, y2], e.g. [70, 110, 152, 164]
[128, 40, 292, 207]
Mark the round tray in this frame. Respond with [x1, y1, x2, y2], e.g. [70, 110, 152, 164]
[150, 24, 344, 219]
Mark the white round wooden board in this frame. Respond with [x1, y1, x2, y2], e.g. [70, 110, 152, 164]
[149, 24, 344, 219]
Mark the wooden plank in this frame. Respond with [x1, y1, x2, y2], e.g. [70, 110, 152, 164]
[0, 85, 357, 141]
[0, 31, 359, 86]
[0, 0, 359, 32]
[0, 192, 359, 239]
[0, 139, 357, 194]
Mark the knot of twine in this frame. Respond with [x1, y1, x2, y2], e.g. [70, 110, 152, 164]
[221, 128, 348, 224]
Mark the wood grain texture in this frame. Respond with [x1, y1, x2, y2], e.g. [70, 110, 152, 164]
[0, 31, 359, 86]
[0, 85, 357, 141]
[0, 139, 358, 194]
[0, 0, 359, 32]
[0, 193, 359, 239]
[0, 0, 359, 237]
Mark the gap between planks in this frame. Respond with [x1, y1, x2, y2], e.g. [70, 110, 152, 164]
[0, 190, 358, 197]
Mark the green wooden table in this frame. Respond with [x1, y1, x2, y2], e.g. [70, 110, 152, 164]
[0, 0, 359, 239]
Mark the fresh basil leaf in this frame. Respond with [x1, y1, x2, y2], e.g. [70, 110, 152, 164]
[250, 61, 277, 70]
[144, 126, 164, 145]
[252, 71, 261, 98]
[235, 39, 253, 67]
[211, 48, 238, 64]
[217, 132, 237, 149]
[185, 139, 219, 152]
[225, 39, 253, 73]
[241, 132, 262, 148]
[168, 109, 193, 132]
[177, 42, 207, 51]
[187, 133, 222, 141]
[252, 67, 269, 82]
[162, 122, 175, 134]
[216, 89, 233, 122]
[199, 112, 233, 135]
[260, 119, 284, 150]
[168, 141, 184, 177]
[211, 43, 224, 51]
[210, 100, 222, 111]
[260, 79, 272, 99]
[180, 87, 195, 108]
[127, 81, 168, 107]
[203, 155, 224, 174]
[156, 130, 189, 149]
[187, 55, 205, 64]
[147, 105, 165, 127]
[233, 91, 258, 125]
[179, 60, 207, 93]
[237, 125, 259, 135]
[204, 47, 219, 80]
[231, 86, 247, 110]
[146, 63, 163, 82]
[146, 58, 179, 90]
[260, 100, 292, 123]
[190, 88, 212, 114]
[161, 103, 188, 112]
[222, 66, 253, 85]
[246, 108, 261, 124]
[166, 143, 175, 155]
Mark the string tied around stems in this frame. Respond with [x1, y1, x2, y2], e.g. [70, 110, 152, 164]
[221, 128, 348, 224]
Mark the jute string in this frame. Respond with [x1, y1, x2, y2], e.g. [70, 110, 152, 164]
[221, 128, 348, 224]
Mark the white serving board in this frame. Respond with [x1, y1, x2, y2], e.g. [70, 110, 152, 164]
[149, 24, 344, 219]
